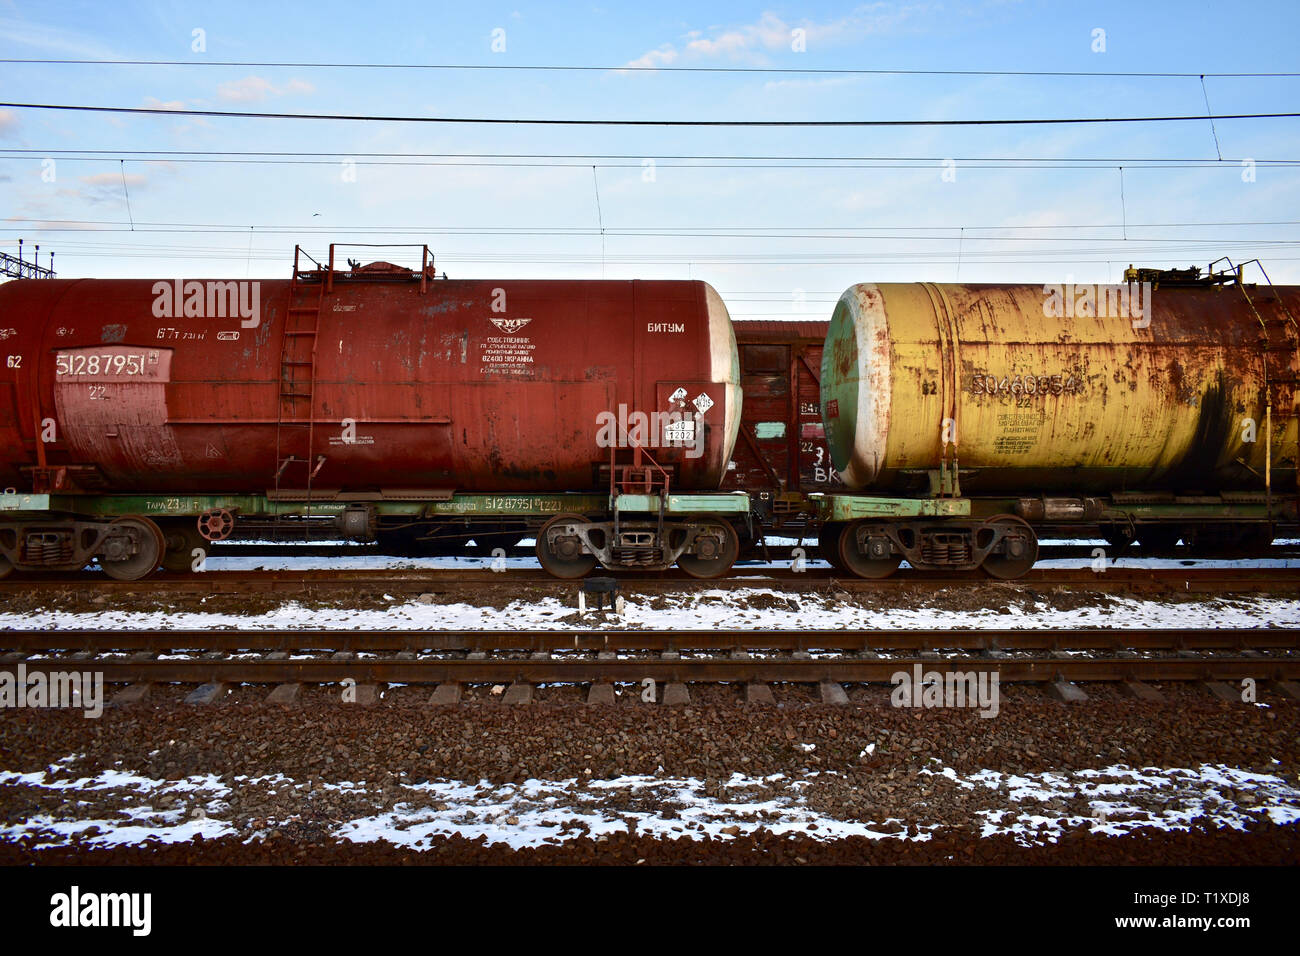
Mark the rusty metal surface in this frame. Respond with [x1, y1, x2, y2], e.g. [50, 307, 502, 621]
[822, 281, 1300, 494]
[0, 276, 740, 494]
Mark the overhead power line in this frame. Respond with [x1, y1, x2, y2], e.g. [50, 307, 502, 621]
[4, 158, 1291, 171]
[14, 248, 1300, 268]
[2, 101, 1297, 127]
[4, 153, 1295, 171]
[2, 58, 1298, 79]
[6, 149, 1295, 163]
[3, 218, 1298, 239]
[4, 217, 1296, 233]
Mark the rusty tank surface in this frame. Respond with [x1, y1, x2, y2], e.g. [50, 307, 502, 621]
[820, 272, 1300, 496]
[0, 264, 741, 496]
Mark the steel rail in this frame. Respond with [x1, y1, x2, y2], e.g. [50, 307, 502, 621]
[185, 542, 1300, 560]
[3, 566, 1300, 594]
[1, 628, 1297, 654]
[2, 654, 1296, 684]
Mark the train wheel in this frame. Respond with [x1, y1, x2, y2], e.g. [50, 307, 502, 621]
[979, 515, 1038, 580]
[161, 522, 208, 572]
[677, 517, 740, 579]
[0, 553, 12, 580]
[536, 513, 598, 579]
[819, 522, 848, 573]
[836, 520, 902, 579]
[99, 517, 165, 581]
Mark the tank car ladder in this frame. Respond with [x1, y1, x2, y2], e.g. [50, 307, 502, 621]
[608, 442, 673, 564]
[273, 246, 327, 535]
[1213, 258, 1300, 522]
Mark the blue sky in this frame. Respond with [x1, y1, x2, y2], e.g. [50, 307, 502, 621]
[1, 0, 1298, 315]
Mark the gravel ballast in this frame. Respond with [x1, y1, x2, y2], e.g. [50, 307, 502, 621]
[1, 681, 1296, 864]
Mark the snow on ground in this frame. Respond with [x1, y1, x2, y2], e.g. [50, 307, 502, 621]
[196, 552, 1300, 573]
[2, 588, 1298, 631]
[922, 762, 1300, 844]
[196, 536, 1300, 573]
[0, 756, 235, 846]
[1, 760, 1295, 850]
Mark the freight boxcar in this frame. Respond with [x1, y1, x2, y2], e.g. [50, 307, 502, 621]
[726, 321, 839, 557]
[818, 263, 1300, 577]
[0, 246, 748, 579]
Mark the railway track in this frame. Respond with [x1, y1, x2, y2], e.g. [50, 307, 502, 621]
[2, 629, 1297, 700]
[4, 566, 1300, 595]
[181, 542, 1300, 561]
[3, 627, 1298, 653]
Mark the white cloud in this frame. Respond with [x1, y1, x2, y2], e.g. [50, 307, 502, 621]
[142, 97, 188, 111]
[217, 76, 315, 102]
[0, 108, 17, 137]
[683, 11, 788, 58]
[137, 97, 214, 131]
[625, 45, 678, 69]
[624, 4, 933, 68]
[0, 16, 118, 59]
[762, 76, 855, 92]
[217, 76, 275, 102]
[80, 172, 147, 187]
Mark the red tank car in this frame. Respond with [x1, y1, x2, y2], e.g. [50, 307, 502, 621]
[0, 248, 749, 580]
[0, 262, 740, 495]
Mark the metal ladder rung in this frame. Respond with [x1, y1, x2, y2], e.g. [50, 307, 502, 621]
[276, 245, 328, 522]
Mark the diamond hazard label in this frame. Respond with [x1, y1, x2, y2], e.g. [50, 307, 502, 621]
[692, 393, 715, 415]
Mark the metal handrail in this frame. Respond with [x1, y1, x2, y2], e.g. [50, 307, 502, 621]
[608, 436, 674, 498]
[326, 243, 433, 294]
[293, 246, 324, 272]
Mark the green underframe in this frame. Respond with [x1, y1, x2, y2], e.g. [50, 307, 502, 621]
[2, 489, 1282, 522]
[966, 498, 1285, 521]
[0, 490, 752, 519]
[822, 494, 1285, 522]
[615, 493, 750, 514]
[818, 495, 972, 521]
